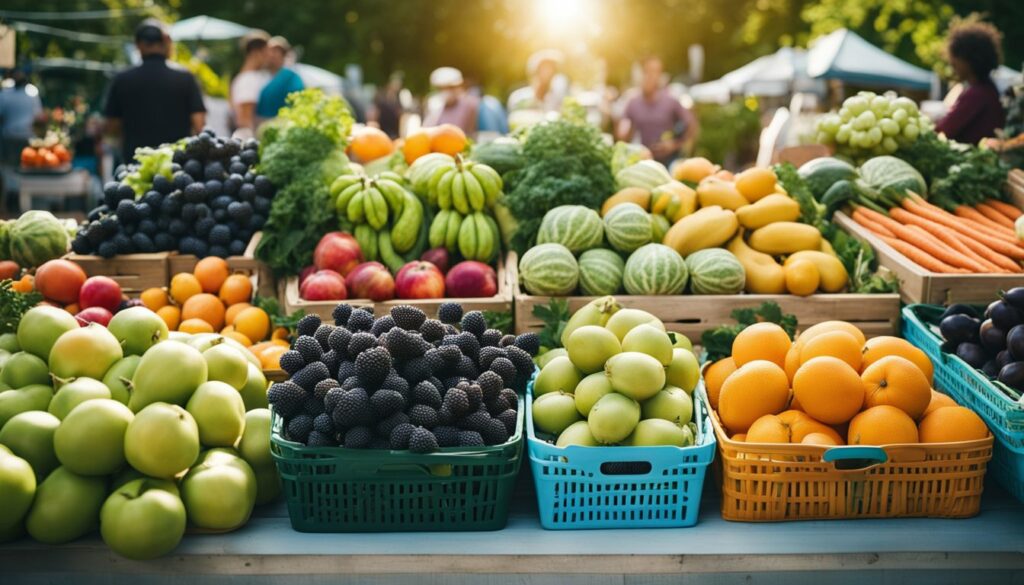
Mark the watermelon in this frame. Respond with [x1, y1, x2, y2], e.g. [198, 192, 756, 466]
[536, 205, 604, 253]
[519, 243, 579, 296]
[797, 157, 858, 199]
[603, 203, 652, 253]
[650, 214, 671, 242]
[578, 248, 624, 296]
[616, 160, 672, 191]
[685, 248, 746, 294]
[470, 138, 524, 175]
[859, 155, 927, 199]
[7, 210, 69, 268]
[623, 243, 688, 295]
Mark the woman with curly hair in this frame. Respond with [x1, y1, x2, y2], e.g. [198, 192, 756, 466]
[936, 20, 1006, 143]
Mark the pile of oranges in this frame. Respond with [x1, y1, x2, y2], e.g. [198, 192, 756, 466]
[20, 144, 71, 169]
[705, 320, 990, 447]
[140, 257, 288, 370]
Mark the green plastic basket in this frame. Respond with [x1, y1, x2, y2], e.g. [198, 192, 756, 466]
[270, 406, 523, 532]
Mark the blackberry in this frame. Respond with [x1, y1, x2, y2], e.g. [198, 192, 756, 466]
[496, 409, 518, 435]
[478, 346, 506, 370]
[376, 411, 409, 438]
[399, 356, 432, 383]
[296, 314, 322, 337]
[336, 360, 356, 383]
[228, 201, 253, 224]
[347, 332, 378, 356]
[332, 304, 353, 326]
[314, 378, 340, 401]
[481, 418, 510, 445]
[292, 361, 330, 391]
[287, 415, 314, 443]
[460, 311, 487, 336]
[455, 356, 480, 379]
[355, 347, 391, 386]
[385, 328, 429, 359]
[389, 422, 416, 450]
[458, 430, 485, 447]
[324, 388, 346, 413]
[499, 334, 517, 348]
[425, 376, 445, 396]
[424, 349, 446, 376]
[487, 394, 510, 416]
[505, 346, 535, 378]
[476, 371, 503, 403]
[321, 350, 341, 378]
[444, 324, 459, 336]
[453, 332, 480, 361]
[344, 426, 373, 449]
[413, 381, 442, 409]
[436, 406, 455, 426]
[238, 183, 257, 202]
[438, 302, 463, 324]
[407, 404, 439, 428]
[268, 382, 306, 417]
[370, 388, 406, 417]
[294, 336, 323, 364]
[228, 239, 246, 256]
[328, 326, 352, 355]
[419, 319, 445, 342]
[314, 324, 335, 351]
[436, 344, 463, 366]
[500, 388, 519, 411]
[434, 425, 460, 448]
[183, 182, 207, 203]
[514, 333, 541, 356]
[442, 376, 467, 391]
[489, 357, 516, 386]
[480, 329, 503, 347]
[370, 315, 395, 337]
[390, 305, 427, 330]
[409, 427, 439, 454]
[173, 171, 194, 191]
[341, 376, 362, 391]
[442, 387, 471, 417]
[332, 388, 371, 427]
[131, 231, 154, 252]
[464, 384, 484, 411]
[381, 372, 410, 396]
[306, 430, 335, 447]
[304, 395, 326, 416]
[347, 309, 373, 331]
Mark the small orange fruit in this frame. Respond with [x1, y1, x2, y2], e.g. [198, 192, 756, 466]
[156, 305, 181, 330]
[799, 330, 862, 370]
[181, 293, 226, 331]
[193, 257, 230, 294]
[140, 288, 169, 311]
[65, 303, 80, 315]
[11, 274, 34, 293]
[861, 336, 934, 382]
[428, 124, 468, 156]
[179, 318, 214, 334]
[848, 405, 919, 445]
[732, 322, 791, 369]
[224, 331, 254, 347]
[704, 357, 737, 410]
[402, 129, 431, 164]
[234, 306, 270, 343]
[918, 406, 988, 443]
[861, 355, 931, 420]
[350, 126, 395, 163]
[170, 273, 203, 305]
[746, 414, 792, 443]
[802, 432, 841, 446]
[671, 157, 719, 184]
[793, 356, 864, 425]
[718, 360, 790, 433]
[922, 390, 958, 417]
[219, 274, 253, 306]
[259, 344, 288, 370]
[784, 259, 820, 297]
[777, 409, 844, 444]
[225, 302, 253, 326]
[734, 166, 777, 202]
[783, 345, 801, 384]
[795, 321, 866, 352]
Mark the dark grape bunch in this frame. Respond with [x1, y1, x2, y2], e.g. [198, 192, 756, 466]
[268, 302, 540, 453]
[72, 129, 274, 259]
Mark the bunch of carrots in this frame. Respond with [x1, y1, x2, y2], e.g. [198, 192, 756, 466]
[851, 194, 1024, 274]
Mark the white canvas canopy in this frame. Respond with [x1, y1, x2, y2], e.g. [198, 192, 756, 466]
[170, 15, 251, 41]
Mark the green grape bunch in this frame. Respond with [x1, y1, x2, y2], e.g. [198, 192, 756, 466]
[815, 92, 933, 158]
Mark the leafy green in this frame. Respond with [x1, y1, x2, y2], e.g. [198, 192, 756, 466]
[0, 280, 42, 334]
[123, 145, 176, 196]
[273, 88, 353, 148]
[896, 131, 1009, 210]
[482, 310, 513, 334]
[826, 225, 898, 294]
[773, 162, 826, 231]
[700, 301, 797, 363]
[532, 298, 570, 350]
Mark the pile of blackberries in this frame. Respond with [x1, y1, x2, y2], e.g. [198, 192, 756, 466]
[268, 302, 540, 453]
[72, 129, 273, 259]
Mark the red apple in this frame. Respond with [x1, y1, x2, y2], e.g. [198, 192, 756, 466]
[75, 306, 113, 327]
[300, 270, 348, 301]
[314, 232, 363, 276]
[78, 276, 122, 313]
[34, 259, 88, 304]
[445, 261, 498, 298]
[0, 260, 19, 280]
[420, 247, 451, 274]
[345, 262, 396, 301]
[395, 261, 445, 299]
[298, 265, 317, 286]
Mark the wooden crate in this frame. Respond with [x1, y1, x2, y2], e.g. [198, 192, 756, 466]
[281, 253, 514, 320]
[1009, 169, 1024, 208]
[512, 253, 899, 339]
[66, 252, 171, 295]
[167, 232, 276, 297]
[835, 211, 1023, 305]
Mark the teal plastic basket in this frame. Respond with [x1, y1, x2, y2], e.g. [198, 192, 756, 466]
[902, 304, 1024, 502]
[526, 380, 715, 530]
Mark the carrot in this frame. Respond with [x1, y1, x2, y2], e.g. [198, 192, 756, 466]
[854, 206, 903, 233]
[976, 203, 1017, 228]
[985, 199, 1023, 221]
[852, 208, 895, 238]
[954, 205, 1015, 235]
[889, 207, 1004, 272]
[888, 221, 987, 272]
[902, 199, 1024, 260]
[955, 233, 1023, 273]
[879, 235, 968, 273]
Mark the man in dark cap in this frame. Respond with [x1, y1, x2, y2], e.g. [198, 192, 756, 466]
[103, 18, 206, 162]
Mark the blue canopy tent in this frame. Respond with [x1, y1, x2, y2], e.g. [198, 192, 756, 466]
[806, 28, 937, 92]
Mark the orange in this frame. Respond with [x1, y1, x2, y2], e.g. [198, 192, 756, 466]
[11, 274, 34, 293]
[402, 129, 431, 164]
[734, 167, 777, 202]
[704, 357, 737, 410]
[793, 356, 864, 425]
[731, 433, 747, 442]
[225, 302, 253, 326]
[234, 306, 270, 343]
[224, 331, 253, 347]
[350, 126, 394, 163]
[922, 389, 957, 417]
[861, 355, 931, 420]
[713, 169, 735, 181]
[170, 273, 203, 305]
[219, 274, 253, 306]
[918, 406, 989, 443]
[271, 327, 290, 343]
[156, 305, 181, 330]
[795, 321, 866, 352]
[65, 303, 80, 315]
[783, 345, 801, 384]
[428, 124, 467, 156]
[802, 432, 841, 446]
[799, 330, 862, 371]
[848, 405, 919, 445]
[789, 394, 803, 411]
[258, 344, 288, 370]
[778, 409, 844, 444]
[861, 336, 934, 382]
[717, 360, 790, 433]
[140, 288, 169, 311]
[181, 293, 226, 331]
[671, 157, 718, 184]
[179, 318, 214, 334]
[731, 322, 791, 369]
[193, 257, 229, 294]
[746, 414, 792, 443]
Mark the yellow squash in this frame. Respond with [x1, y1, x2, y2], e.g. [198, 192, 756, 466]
[748, 222, 822, 255]
[735, 194, 801, 230]
[601, 187, 650, 216]
[651, 181, 697, 222]
[663, 205, 738, 256]
[727, 232, 786, 294]
[784, 251, 848, 293]
[696, 178, 748, 211]
[734, 167, 778, 203]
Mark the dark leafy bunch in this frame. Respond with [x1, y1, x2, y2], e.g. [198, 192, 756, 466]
[0, 280, 42, 334]
[267, 302, 541, 452]
[531, 298, 570, 350]
[504, 103, 614, 254]
[898, 132, 1009, 210]
[701, 302, 797, 363]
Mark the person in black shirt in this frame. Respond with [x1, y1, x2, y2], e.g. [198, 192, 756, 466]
[103, 19, 206, 161]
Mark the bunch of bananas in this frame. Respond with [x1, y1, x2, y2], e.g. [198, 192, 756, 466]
[428, 210, 500, 263]
[408, 153, 503, 213]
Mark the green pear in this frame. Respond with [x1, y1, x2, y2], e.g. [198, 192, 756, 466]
[129, 341, 207, 411]
[55, 399, 133, 476]
[237, 409, 272, 469]
[1, 352, 50, 388]
[48, 377, 110, 420]
[102, 355, 141, 405]
[0, 384, 54, 428]
[203, 344, 249, 390]
[25, 466, 106, 544]
[238, 363, 269, 411]
[0, 410, 60, 479]
[186, 381, 246, 447]
[180, 448, 257, 530]
[0, 445, 36, 542]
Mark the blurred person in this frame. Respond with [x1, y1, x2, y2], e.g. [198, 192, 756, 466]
[256, 36, 305, 122]
[103, 19, 205, 162]
[508, 49, 567, 114]
[423, 67, 478, 135]
[0, 68, 43, 166]
[230, 30, 270, 137]
[936, 20, 1006, 143]
[616, 56, 698, 165]
[370, 72, 407, 138]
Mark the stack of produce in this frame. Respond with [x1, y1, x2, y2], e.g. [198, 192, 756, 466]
[269, 303, 537, 451]
[530, 297, 700, 447]
[19, 136, 71, 171]
[0, 306, 275, 558]
[936, 289, 1024, 393]
[0, 210, 71, 270]
[401, 123, 469, 164]
[704, 319, 989, 446]
[12, 258, 136, 327]
[72, 132, 271, 259]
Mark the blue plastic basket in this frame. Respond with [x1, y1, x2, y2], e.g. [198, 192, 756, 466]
[525, 380, 716, 530]
[902, 304, 1024, 502]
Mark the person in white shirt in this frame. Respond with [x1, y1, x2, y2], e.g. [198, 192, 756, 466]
[507, 49, 567, 115]
[230, 30, 270, 138]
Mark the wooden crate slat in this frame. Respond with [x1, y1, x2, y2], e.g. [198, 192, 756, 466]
[66, 252, 171, 294]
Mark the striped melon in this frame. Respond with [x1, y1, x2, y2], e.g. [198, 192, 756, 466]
[651, 214, 671, 242]
[623, 244, 688, 295]
[684, 248, 746, 294]
[519, 243, 579, 295]
[578, 248, 625, 296]
[603, 203, 652, 253]
[536, 205, 604, 253]
[616, 160, 672, 191]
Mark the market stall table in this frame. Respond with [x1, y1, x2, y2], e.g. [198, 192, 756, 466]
[17, 169, 92, 214]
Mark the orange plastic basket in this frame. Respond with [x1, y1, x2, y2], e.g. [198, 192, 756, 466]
[701, 388, 994, 522]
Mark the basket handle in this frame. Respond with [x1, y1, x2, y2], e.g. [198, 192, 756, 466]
[822, 446, 888, 468]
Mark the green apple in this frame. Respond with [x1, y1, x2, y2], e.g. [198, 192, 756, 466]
[531, 392, 581, 435]
[48, 323, 123, 380]
[25, 465, 106, 544]
[237, 409, 272, 469]
[0, 410, 60, 479]
[48, 377, 111, 420]
[621, 324, 673, 366]
[668, 331, 694, 352]
[239, 363, 269, 411]
[0, 333, 19, 353]
[0, 384, 54, 428]
[555, 420, 599, 447]
[666, 348, 699, 393]
[186, 334, 260, 368]
[604, 308, 664, 341]
[625, 419, 694, 447]
[0, 445, 36, 543]
[101, 478, 186, 559]
[180, 448, 257, 530]
[641, 386, 694, 425]
[129, 341, 207, 411]
[587, 392, 641, 444]
[1, 351, 50, 388]
[17, 306, 78, 360]
[203, 344, 249, 390]
[186, 381, 245, 447]
[566, 326, 621, 374]
[573, 372, 613, 417]
[110, 467, 145, 492]
[102, 355, 141, 405]
[107, 307, 169, 356]
[55, 399, 133, 476]
[604, 352, 665, 401]
[125, 403, 200, 479]
[533, 356, 582, 396]
[536, 347, 568, 370]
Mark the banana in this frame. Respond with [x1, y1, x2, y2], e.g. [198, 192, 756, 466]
[471, 212, 494, 261]
[364, 187, 389, 230]
[354, 224, 378, 261]
[560, 296, 622, 347]
[436, 168, 456, 210]
[426, 164, 453, 208]
[347, 191, 366, 224]
[334, 182, 363, 214]
[409, 153, 455, 194]
[458, 212, 478, 259]
[462, 170, 486, 212]
[404, 214, 430, 261]
[378, 229, 406, 273]
[445, 211, 463, 252]
[375, 171, 405, 185]
[451, 171, 469, 215]
[391, 192, 423, 253]
[483, 213, 501, 262]
[429, 210, 450, 249]
[376, 179, 406, 216]
[330, 174, 362, 198]
[469, 164, 503, 207]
